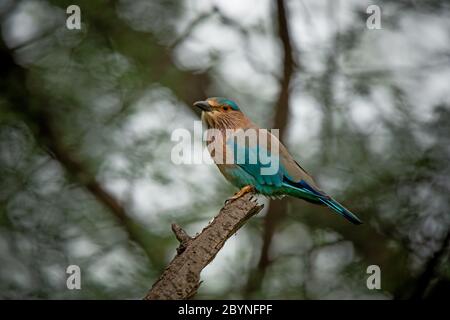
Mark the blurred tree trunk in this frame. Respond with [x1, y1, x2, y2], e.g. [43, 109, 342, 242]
[244, 0, 296, 297]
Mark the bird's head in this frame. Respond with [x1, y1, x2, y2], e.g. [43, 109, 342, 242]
[193, 97, 245, 129]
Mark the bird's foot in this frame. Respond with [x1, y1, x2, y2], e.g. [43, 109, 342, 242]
[224, 185, 255, 205]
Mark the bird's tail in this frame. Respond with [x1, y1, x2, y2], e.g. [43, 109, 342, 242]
[319, 197, 363, 225]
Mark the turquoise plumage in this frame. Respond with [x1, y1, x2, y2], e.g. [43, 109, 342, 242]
[193, 97, 362, 225]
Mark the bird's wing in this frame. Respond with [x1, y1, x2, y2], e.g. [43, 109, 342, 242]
[226, 127, 362, 224]
[226, 128, 284, 187]
[278, 137, 362, 224]
[226, 128, 325, 196]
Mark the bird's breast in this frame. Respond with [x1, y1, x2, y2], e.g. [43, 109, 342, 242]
[205, 128, 238, 165]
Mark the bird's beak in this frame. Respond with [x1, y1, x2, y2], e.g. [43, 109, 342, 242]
[193, 101, 212, 112]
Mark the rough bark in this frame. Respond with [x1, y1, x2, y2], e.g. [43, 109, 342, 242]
[145, 193, 263, 300]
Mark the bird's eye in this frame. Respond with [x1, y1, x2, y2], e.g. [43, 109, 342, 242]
[223, 106, 229, 111]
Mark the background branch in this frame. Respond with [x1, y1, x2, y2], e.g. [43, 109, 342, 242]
[244, 0, 296, 297]
[409, 230, 450, 299]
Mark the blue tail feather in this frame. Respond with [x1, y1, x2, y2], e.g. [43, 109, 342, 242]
[319, 198, 362, 225]
[283, 178, 362, 225]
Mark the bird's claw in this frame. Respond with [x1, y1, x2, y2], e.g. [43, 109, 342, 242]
[224, 185, 255, 206]
[224, 195, 241, 205]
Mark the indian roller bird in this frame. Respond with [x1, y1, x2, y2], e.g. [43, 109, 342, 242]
[193, 97, 362, 225]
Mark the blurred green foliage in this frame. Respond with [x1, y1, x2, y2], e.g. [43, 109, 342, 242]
[0, 0, 449, 299]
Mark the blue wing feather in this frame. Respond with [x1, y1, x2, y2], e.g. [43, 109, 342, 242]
[228, 137, 284, 188]
[225, 134, 362, 224]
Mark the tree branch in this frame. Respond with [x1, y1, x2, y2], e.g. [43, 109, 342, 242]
[409, 229, 450, 299]
[145, 193, 263, 300]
